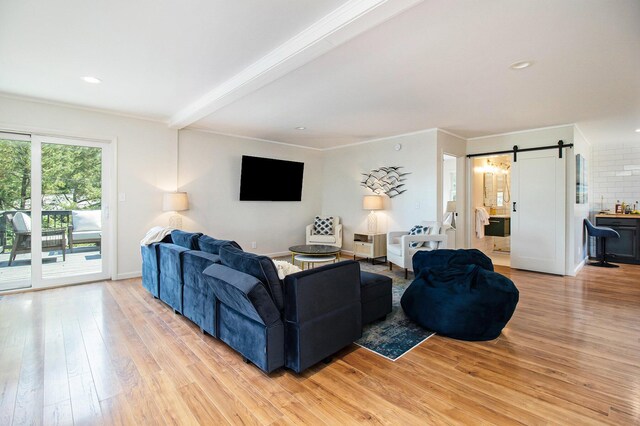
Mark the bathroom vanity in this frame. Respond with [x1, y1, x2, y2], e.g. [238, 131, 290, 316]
[485, 215, 511, 237]
[595, 214, 640, 264]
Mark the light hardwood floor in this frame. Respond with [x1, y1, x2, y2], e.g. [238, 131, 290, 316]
[0, 263, 639, 425]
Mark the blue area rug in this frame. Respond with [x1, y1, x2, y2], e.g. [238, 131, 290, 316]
[355, 265, 435, 360]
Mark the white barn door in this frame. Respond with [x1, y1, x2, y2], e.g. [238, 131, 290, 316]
[511, 149, 566, 275]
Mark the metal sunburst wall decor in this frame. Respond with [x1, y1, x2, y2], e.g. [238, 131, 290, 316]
[361, 166, 410, 198]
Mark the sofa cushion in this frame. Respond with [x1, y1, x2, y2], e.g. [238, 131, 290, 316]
[360, 271, 392, 325]
[12, 212, 31, 232]
[71, 231, 101, 241]
[72, 210, 101, 232]
[308, 234, 337, 244]
[360, 271, 392, 302]
[219, 245, 284, 311]
[197, 235, 242, 254]
[171, 230, 202, 250]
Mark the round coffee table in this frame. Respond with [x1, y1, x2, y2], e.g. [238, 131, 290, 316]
[288, 244, 341, 266]
[294, 254, 337, 270]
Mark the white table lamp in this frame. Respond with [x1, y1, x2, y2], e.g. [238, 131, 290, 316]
[163, 192, 189, 228]
[446, 200, 456, 229]
[363, 195, 383, 233]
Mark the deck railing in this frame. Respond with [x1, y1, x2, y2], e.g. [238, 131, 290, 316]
[0, 210, 71, 253]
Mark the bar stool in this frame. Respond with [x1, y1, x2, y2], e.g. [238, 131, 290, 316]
[584, 219, 620, 268]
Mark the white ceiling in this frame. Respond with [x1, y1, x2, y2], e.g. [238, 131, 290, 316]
[0, 0, 346, 119]
[1, 0, 639, 148]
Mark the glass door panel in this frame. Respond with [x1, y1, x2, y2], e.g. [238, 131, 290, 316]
[41, 142, 103, 280]
[0, 136, 32, 291]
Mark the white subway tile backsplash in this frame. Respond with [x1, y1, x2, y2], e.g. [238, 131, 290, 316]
[592, 142, 640, 211]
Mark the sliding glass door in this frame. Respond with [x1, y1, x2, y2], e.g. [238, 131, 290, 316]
[0, 133, 110, 291]
[0, 133, 32, 291]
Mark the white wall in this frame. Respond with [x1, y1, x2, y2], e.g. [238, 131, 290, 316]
[321, 130, 440, 253]
[177, 129, 324, 255]
[0, 95, 178, 279]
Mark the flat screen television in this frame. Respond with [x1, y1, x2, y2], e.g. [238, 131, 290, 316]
[239, 155, 304, 201]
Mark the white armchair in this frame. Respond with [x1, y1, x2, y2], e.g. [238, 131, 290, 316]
[305, 216, 343, 248]
[387, 221, 450, 279]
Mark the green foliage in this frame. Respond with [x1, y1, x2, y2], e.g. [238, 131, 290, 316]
[0, 139, 31, 210]
[0, 139, 102, 212]
[42, 143, 102, 210]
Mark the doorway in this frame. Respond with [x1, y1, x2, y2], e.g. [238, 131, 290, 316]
[0, 133, 111, 291]
[471, 155, 512, 267]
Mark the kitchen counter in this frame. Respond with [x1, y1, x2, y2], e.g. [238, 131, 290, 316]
[594, 215, 640, 264]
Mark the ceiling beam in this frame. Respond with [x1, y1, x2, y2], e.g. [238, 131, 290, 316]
[168, 0, 423, 129]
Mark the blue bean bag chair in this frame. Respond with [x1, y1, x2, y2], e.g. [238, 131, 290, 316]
[401, 250, 518, 341]
[412, 248, 494, 276]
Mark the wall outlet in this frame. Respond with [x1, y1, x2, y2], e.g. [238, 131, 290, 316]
[251, 242, 257, 249]
[415, 202, 420, 209]
[118, 192, 126, 202]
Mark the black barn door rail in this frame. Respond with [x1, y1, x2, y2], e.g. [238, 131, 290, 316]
[466, 140, 573, 162]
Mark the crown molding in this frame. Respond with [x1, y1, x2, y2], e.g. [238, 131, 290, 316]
[437, 128, 468, 141]
[0, 92, 166, 124]
[168, 0, 423, 129]
[183, 127, 323, 151]
[466, 123, 574, 141]
[322, 127, 438, 151]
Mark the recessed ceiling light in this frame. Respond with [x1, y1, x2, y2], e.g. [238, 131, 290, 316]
[295, 127, 306, 130]
[635, 128, 640, 133]
[82, 76, 102, 84]
[509, 61, 533, 70]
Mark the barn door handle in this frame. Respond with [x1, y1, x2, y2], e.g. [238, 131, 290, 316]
[513, 202, 517, 212]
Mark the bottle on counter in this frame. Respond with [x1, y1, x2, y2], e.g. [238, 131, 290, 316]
[615, 200, 621, 214]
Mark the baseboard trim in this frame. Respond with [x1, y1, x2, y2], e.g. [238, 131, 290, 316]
[115, 271, 142, 280]
[572, 258, 586, 276]
[266, 251, 292, 258]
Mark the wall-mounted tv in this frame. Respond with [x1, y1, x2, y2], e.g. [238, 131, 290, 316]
[239, 155, 304, 201]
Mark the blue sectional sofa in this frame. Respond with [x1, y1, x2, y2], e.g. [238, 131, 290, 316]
[140, 230, 391, 374]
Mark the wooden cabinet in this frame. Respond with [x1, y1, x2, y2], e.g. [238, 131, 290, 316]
[353, 233, 386, 264]
[595, 216, 640, 264]
[485, 217, 511, 237]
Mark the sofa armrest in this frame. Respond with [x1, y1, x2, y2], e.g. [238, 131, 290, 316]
[202, 264, 281, 326]
[305, 224, 313, 244]
[335, 223, 343, 244]
[283, 260, 362, 372]
[388, 231, 408, 245]
[400, 234, 447, 251]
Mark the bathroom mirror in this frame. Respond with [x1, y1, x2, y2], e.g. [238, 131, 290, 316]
[483, 172, 494, 206]
[484, 171, 510, 207]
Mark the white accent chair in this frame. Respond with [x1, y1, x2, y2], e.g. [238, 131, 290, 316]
[68, 210, 102, 252]
[387, 221, 450, 279]
[305, 216, 343, 248]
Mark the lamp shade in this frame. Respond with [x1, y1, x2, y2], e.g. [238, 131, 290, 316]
[163, 192, 189, 212]
[446, 201, 457, 213]
[363, 195, 383, 210]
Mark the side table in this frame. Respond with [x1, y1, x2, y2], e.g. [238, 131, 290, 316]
[353, 232, 387, 264]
